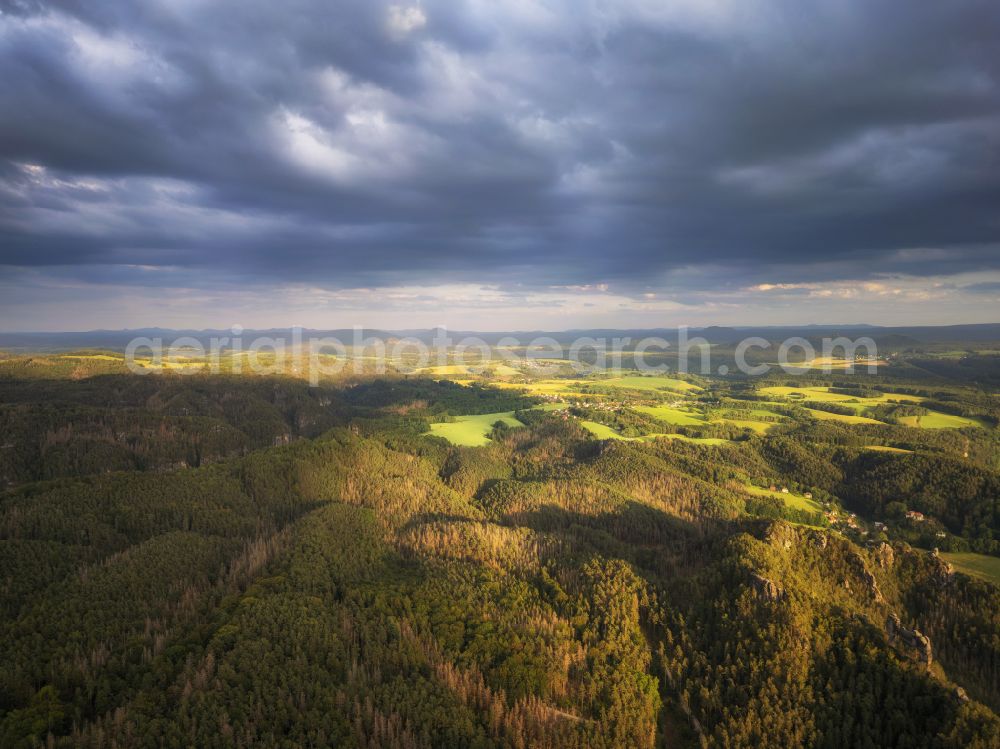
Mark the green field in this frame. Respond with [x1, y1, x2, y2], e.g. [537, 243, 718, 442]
[633, 404, 706, 426]
[494, 379, 597, 398]
[762, 357, 885, 371]
[805, 408, 883, 425]
[485, 363, 522, 376]
[418, 364, 475, 376]
[864, 445, 914, 454]
[897, 410, 987, 430]
[60, 354, 125, 361]
[941, 553, 1000, 586]
[580, 421, 728, 445]
[655, 434, 730, 446]
[759, 386, 988, 430]
[429, 412, 524, 446]
[759, 386, 859, 402]
[759, 386, 923, 412]
[536, 401, 569, 411]
[491, 373, 703, 402]
[744, 484, 823, 514]
[417, 362, 524, 377]
[495, 375, 699, 400]
[715, 407, 787, 433]
[595, 375, 700, 392]
[722, 419, 776, 434]
[580, 421, 629, 440]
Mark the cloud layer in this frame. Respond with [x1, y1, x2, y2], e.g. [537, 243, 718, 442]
[1, 0, 999, 328]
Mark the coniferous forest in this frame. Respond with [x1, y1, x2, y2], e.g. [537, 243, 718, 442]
[2, 350, 1000, 748]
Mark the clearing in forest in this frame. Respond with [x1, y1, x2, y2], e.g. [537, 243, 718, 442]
[429, 412, 524, 446]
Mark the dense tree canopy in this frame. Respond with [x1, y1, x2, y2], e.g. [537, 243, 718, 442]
[1, 364, 999, 748]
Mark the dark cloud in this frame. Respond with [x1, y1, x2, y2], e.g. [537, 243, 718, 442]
[963, 281, 1000, 295]
[1, 0, 999, 302]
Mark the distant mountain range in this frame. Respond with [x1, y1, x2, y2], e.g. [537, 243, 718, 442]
[1, 323, 999, 352]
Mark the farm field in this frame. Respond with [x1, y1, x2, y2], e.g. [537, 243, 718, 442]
[764, 357, 885, 371]
[60, 353, 125, 361]
[744, 484, 824, 514]
[484, 363, 522, 376]
[806, 408, 883, 425]
[941, 552, 1000, 586]
[760, 385, 989, 430]
[633, 404, 706, 426]
[536, 401, 569, 411]
[593, 375, 701, 392]
[897, 411, 988, 429]
[759, 385, 923, 409]
[498, 378, 687, 400]
[429, 411, 524, 446]
[759, 386, 859, 402]
[721, 418, 777, 434]
[133, 359, 207, 371]
[580, 420, 629, 440]
[655, 433, 730, 446]
[492, 374, 702, 401]
[493, 379, 596, 398]
[418, 364, 474, 376]
[579, 421, 729, 445]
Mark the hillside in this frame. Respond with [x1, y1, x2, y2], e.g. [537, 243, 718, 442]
[1, 355, 999, 748]
[0, 355, 1000, 747]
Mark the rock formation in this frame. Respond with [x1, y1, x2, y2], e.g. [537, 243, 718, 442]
[750, 573, 785, 602]
[886, 613, 932, 669]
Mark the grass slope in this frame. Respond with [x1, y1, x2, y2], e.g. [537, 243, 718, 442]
[595, 375, 700, 392]
[429, 412, 524, 446]
[942, 552, 1000, 586]
[898, 411, 987, 430]
[633, 404, 706, 426]
[744, 484, 824, 514]
[580, 421, 728, 445]
[806, 408, 884, 425]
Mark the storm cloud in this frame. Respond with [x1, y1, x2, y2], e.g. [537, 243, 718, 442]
[1, 0, 999, 328]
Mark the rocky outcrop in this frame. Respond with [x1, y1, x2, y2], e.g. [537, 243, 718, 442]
[874, 542, 894, 569]
[928, 549, 954, 586]
[841, 549, 885, 603]
[750, 573, 785, 602]
[761, 521, 829, 552]
[859, 566, 884, 604]
[760, 522, 883, 603]
[763, 522, 798, 550]
[886, 613, 932, 669]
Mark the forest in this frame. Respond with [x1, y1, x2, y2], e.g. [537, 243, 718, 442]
[1, 352, 999, 748]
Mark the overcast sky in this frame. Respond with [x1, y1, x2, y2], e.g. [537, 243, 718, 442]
[1, 0, 998, 331]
